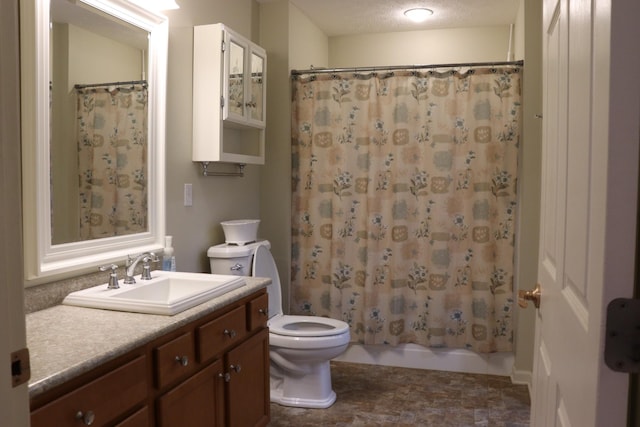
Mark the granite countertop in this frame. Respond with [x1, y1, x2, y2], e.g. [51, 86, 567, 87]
[27, 277, 269, 399]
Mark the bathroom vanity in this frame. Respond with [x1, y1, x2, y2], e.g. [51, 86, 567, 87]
[27, 279, 270, 427]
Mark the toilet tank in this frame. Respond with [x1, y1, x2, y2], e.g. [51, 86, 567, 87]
[207, 241, 270, 276]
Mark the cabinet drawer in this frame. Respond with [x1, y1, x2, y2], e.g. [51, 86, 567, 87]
[197, 305, 247, 362]
[31, 356, 147, 427]
[248, 292, 269, 331]
[154, 331, 196, 389]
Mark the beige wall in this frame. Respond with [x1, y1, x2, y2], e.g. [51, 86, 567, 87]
[289, 3, 328, 70]
[67, 25, 143, 86]
[513, 0, 526, 60]
[512, 0, 542, 378]
[329, 26, 512, 67]
[258, 0, 292, 312]
[258, 0, 329, 313]
[161, 0, 262, 273]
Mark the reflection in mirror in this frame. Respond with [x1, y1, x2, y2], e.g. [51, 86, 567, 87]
[50, 0, 151, 244]
[228, 40, 245, 117]
[250, 52, 264, 122]
[21, 0, 168, 283]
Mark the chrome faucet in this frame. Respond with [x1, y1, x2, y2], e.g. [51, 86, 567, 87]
[124, 252, 158, 284]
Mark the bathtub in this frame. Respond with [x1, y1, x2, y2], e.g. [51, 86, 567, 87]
[334, 343, 514, 377]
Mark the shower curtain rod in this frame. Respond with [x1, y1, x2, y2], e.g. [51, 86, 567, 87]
[291, 60, 523, 76]
[74, 79, 147, 89]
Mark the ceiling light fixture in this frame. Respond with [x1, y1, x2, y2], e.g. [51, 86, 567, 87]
[404, 8, 434, 23]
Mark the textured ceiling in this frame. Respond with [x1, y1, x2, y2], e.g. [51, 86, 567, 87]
[281, 0, 521, 37]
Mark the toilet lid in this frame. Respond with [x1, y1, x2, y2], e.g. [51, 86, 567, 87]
[269, 314, 350, 337]
[252, 244, 282, 318]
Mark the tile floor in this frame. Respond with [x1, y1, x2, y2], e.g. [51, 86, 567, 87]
[268, 361, 530, 427]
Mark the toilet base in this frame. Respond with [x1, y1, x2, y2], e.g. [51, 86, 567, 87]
[269, 358, 337, 409]
[270, 388, 336, 409]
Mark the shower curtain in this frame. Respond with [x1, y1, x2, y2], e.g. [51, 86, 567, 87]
[291, 65, 521, 353]
[76, 83, 148, 240]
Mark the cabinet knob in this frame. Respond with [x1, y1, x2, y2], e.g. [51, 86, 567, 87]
[175, 355, 189, 366]
[230, 364, 242, 373]
[258, 308, 269, 316]
[223, 329, 237, 338]
[76, 410, 95, 426]
[218, 372, 231, 382]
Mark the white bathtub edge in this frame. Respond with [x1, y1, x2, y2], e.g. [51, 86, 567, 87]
[333, 343, 514, 377]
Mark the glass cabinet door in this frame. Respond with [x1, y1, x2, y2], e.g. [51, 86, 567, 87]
[249, 50, 265, 124]
[227, 39, 245, 119]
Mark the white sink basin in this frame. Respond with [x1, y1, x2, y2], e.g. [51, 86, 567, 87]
[63, 271, 245, 315]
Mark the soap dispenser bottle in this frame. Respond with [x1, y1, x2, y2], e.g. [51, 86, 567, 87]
[162, 236, 176, 271]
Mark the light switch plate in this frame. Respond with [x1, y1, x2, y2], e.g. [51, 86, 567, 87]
[184, 183, 193, 206]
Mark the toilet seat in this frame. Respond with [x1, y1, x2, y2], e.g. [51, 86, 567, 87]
[269, 314, 350, 337]
[251, 244, 351, 350]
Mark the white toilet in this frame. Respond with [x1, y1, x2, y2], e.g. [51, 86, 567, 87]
[208, 240, 350, 409]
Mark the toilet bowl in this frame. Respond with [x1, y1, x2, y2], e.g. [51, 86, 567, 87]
[208, 240, 350, 408]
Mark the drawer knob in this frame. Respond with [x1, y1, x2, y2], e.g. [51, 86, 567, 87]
[76, 410, 95, 426]
[223, 329, 237, 338]
[218, 372, 231, 382]
[175, 355, 189, 367]
[230, 364, 242, 373]
[258, 308, 269, 316]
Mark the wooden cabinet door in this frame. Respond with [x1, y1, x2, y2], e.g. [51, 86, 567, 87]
[157, 360, 225, 427]
[114, 407, 149, 427]
[225, 328, 269, 427]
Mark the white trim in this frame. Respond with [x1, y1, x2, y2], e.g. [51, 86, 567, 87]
[2, 0, 29, 423]
[334, 343, 514, 377]
[511, 367, 532, 386]
[21, 0, 168, 284]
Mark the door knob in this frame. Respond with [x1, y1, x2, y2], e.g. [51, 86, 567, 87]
[518, 283, 541, 309]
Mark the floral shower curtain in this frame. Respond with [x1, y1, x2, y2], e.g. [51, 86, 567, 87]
[291, 65, 521, 353]
[76, 83, 148, 240]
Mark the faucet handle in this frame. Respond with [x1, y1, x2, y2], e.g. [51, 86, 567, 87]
[99, 264, 120, 289]
[140, 254, 158, 280]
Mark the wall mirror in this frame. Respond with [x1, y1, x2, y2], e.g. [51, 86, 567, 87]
[21, 0, 168, 284]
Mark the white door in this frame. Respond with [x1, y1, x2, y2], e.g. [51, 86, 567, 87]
[531, 0, 639, 425]
[1, 0, 30, 425]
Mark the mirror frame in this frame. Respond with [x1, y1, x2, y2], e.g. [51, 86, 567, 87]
[21, 0, 168, 285]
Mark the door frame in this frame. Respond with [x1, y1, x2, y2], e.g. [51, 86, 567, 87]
[0, 0, 30, 425]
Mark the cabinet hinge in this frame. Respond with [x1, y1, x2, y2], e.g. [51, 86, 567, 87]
[221, 96, 225, 108]
[605, 298, 640, 373]
[10, 348, 30, 387]
[221, 40, 225, 52]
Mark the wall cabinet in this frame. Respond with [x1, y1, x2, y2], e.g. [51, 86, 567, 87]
[193, 23, 267, 165]
[30, 289, 270, 427]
